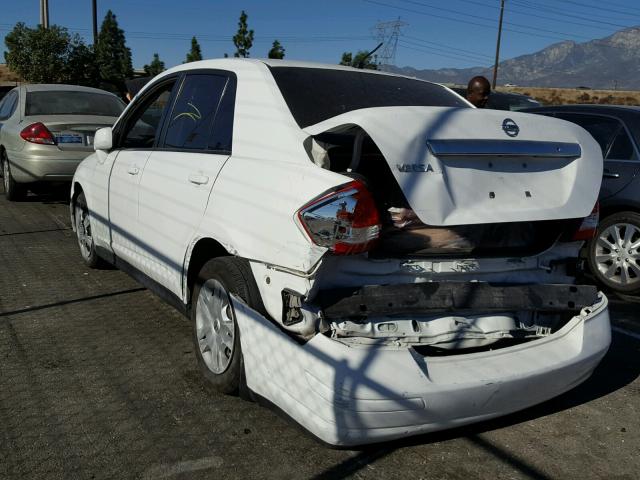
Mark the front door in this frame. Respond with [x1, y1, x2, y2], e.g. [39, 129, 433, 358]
[109, 79, 178, 268]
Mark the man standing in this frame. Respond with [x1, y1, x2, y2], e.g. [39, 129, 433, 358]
[466, 76, 491, 108]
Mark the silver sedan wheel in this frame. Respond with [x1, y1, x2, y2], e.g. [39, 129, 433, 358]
[75, 202, 93, 260]
[594, 223, 640, 286]
[195, 279, 236, 374]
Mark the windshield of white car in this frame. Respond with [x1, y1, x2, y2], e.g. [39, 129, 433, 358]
[26, 91, 126, 117]
[269, 66, 469, 128]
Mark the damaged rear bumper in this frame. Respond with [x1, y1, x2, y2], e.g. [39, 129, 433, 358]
[233, 292, 610, 447]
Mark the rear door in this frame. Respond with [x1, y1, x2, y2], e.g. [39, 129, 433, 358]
[554, 113, 640, 200]
[136, 71, 236, 296]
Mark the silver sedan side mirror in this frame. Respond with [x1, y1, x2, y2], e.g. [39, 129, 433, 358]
[94, 127, 113, 152]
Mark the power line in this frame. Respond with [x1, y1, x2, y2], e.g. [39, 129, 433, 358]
[400, 38, 490, 62]
[403, 35, 493, 59]
[364, 0, 591, 41]
[555, 0, 640, 18]
[397, 41, 493, 64]
[510, 0, 636, 28]
[454, 0, 631, 31]
[396, 0, 595, 40]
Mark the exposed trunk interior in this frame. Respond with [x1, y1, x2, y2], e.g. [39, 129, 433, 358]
[308, 127, 580, 258]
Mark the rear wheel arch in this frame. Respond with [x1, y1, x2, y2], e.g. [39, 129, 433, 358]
[185, 237, 231, 307]
[599, 203, 640, 220]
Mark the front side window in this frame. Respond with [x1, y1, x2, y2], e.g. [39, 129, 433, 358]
[163, 74, 228, 150]
[270, 67, 469, 128]
[121, 82, 175, 149]
[26, 91, 124, 117]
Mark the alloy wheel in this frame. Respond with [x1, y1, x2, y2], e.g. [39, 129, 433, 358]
[594, 223, 640, 286]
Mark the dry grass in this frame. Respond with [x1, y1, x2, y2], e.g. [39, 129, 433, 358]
[497, 86, 640, 107]
[0, 64, 21, 84]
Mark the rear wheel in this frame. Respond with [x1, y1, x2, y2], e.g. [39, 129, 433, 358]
[191, 257, 263, 394]
[2, 153, 26, 201]
[588, 211, 640, 294]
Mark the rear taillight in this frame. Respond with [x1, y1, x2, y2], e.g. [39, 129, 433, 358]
[572, 203, 599, 241]
[296, 180, 381, 255]
[20, 122, 56, 145]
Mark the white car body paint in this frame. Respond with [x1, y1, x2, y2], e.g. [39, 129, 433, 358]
[303, 107, 602, 225]
[70, 59, 611, 446]
[233, 293, 610, 446]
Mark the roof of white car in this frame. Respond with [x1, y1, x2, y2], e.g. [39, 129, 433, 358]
[24, 84, 118, 95]
[167, 57, 410, 78]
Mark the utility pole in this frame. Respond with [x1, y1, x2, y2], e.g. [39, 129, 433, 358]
[92, 0, 98, 45]
[39, 0, 50, 28]
[492, 0, 505, 89]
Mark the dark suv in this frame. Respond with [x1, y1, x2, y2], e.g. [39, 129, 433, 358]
[525, 105, 640, 294]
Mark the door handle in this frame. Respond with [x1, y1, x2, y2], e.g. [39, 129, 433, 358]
[188, 174, 209, 185]
[603, 171, 620, 179]
[127, 165, 140, 175]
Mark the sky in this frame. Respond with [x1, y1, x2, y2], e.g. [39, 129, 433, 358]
[1, 0, 640, 71]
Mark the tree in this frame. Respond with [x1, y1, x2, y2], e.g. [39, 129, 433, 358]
[339, 51, 378, 70]
[268, 40, 285, 59]
[65, 41, 100, 86]
[4, 22, 97, 84]
[233, 10, 254, 58]
[185, 36, 203, 63]
[143, 53, 165, 76]
[95, 10, 133, 94]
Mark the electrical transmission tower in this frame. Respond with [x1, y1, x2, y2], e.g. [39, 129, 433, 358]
[372, 18, 408, 70]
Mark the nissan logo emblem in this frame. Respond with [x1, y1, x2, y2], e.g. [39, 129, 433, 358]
[502, 118, 520, 137]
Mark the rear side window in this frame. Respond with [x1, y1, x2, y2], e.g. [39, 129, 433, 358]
[26, 91, 124, 116]
[208, 77, 236, 153]
[270, 67, 469, 128]
[554, 113, 634, 160]
[163, 74, 229, 151]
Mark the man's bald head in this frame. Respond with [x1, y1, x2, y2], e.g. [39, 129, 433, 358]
[466, 76, 491, 108]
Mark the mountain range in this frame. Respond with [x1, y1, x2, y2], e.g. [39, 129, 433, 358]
[387, 26, 640, 90]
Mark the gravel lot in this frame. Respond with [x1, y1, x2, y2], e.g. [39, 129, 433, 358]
[1, 185, 638, 480]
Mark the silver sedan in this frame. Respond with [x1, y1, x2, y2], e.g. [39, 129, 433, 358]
[0, 84, 125, 200]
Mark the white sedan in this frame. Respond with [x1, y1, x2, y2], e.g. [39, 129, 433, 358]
[70, 59, 610, 446]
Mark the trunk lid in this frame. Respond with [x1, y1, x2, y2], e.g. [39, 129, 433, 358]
[26, 115, 119, 152]
[304, 107, 602, 225]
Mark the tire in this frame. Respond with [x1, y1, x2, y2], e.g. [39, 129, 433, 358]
[587, 211, 640, 295]
[2, 153, 26, 201]
[74, 192, 103, 268]
[191, 257, 264, 394]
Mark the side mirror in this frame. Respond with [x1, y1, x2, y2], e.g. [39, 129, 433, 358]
[94, 127, 113, 151]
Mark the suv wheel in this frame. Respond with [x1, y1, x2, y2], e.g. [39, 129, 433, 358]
[74, 192, 103, 268]
[191, 257, 263, 394]
[588, 211, 640, 294]
[2, 153, 25, 201]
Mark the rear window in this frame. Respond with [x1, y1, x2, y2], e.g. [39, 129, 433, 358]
[269, 67, 469, 128]
[26, 91, 125, 117]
